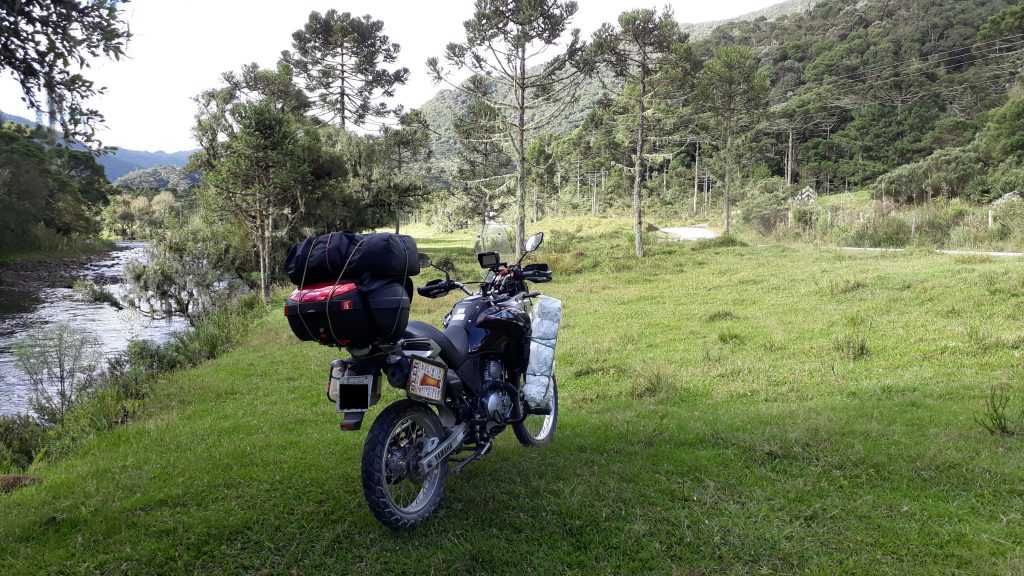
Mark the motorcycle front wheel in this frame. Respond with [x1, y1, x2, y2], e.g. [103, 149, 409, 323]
[361, 400, 448, 529]
[513, 377, 558, 446]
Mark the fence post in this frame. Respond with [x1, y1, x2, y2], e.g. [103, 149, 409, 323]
[911, 212, 916, 238]
[989, 209, 994, 229]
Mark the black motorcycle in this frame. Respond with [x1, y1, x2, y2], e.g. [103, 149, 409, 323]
[288, 232, 558, 528]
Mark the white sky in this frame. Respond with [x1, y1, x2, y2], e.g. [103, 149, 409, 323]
[0, 0, 783, 152]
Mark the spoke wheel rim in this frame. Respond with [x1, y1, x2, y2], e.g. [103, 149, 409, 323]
[381, 414, 443, 514]
[522, 408, 555, 440]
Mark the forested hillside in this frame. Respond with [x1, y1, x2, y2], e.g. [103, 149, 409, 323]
[421, 0, 1020, 195]
[115, 165, 200, 195]
[0, 110, 192, 180]
[418, 0, 823, 166]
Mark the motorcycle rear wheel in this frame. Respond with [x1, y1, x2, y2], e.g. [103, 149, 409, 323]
[513, 377, 558, 446]
[361, 400, 448, 529]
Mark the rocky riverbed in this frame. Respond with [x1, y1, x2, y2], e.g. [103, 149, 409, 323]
[0, 242, 189, 416]
[0, 245, 130, 291]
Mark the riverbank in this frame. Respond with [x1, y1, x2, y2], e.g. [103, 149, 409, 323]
[0, 241, 188, 417]
[1, 221, 1021, 574]
[0, 240, 121, 290]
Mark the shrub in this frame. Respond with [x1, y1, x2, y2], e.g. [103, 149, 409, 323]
[0, 415, 45, 471]
[975, 384, 1024, 436]
[948, 225, 979, 248]
[847, 217, 911, 248]
[73, 280, 123, 309]
[14, 323, 103, 426]
[693, 235, 748, 251]
[792, 206, 816, 228]
[739, 192, 788, 234]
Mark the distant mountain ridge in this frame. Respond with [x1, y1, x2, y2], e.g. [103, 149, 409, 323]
[679, 0, 819, 38]
[0, 110, 195, 181]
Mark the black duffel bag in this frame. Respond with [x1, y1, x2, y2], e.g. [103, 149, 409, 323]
[284, 231, 420, 286]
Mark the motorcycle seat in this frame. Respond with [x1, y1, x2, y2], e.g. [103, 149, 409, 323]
[404, 320, 467, 369]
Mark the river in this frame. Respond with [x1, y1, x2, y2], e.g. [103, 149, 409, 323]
[0, 242, 190, 417]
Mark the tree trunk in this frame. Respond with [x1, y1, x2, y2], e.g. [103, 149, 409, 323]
[693, 142, 700, 215]
[704, 172, 709, 213]
[786, 128, 794, 186]
[576, 160, 580, 199]
[633, 67, 647, 258]
[724, 129, 733, 234]
[256, 207, 271, 302]
[515, 46, 527, 260]
[339, 41, 347, 130]
[395, 151, 403, 233]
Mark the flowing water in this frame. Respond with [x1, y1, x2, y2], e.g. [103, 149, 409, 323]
[0, 242, 189, 417]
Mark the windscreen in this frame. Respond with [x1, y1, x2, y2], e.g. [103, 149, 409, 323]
[475, 224, 513, 260]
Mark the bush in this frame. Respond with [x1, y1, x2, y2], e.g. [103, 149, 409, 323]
[847, 217, 912, 248]
[975, 384, 1024, 436]
[14, 323, 103, 426]
[693, 235, 748, 251]
[739, 192, 788, 234]
[948, 225, 979, 248]
[0, 415, 45, 471]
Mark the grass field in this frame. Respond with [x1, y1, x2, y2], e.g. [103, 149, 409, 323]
[2, 219, 1023, 575]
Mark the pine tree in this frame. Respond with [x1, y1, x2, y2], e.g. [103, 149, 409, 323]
[282, 10, 409, 129]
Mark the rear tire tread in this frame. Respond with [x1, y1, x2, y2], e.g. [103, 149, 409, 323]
[361, 400, 447, 529]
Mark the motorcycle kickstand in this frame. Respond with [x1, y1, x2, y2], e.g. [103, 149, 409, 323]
[451, 442, 492, 475]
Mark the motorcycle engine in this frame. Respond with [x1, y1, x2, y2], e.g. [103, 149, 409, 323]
[482, 360, 513, 426]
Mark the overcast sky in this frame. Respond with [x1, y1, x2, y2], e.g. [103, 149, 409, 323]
[0, 0, 784, 152]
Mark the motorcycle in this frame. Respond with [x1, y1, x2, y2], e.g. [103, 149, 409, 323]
[319, 232, 558, 528]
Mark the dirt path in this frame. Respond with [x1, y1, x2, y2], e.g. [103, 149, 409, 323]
[840, 247, 1024, 258]
[659, 226, 719, 241]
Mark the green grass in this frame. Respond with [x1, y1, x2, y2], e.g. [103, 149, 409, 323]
[2, 219, 1024, 574]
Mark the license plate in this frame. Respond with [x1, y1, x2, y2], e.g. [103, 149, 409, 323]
[407, 357, 446, 404]
[332, 374, 374, 412]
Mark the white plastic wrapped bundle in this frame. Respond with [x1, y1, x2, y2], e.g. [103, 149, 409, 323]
[525, 296, 562, 409]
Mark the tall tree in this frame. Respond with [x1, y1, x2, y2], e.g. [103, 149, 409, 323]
[451, 76, 515, 237]
[282, 10, 409, 129]
[591, 8, 691, 257]
[696, 46, 769, 233]
[0, 0, 131, 144]
[191, 64, 324, 301]
[376, 110, 433, 232]
[428, 0, 584, 258]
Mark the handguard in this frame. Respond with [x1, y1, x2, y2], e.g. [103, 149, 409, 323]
[417, 279, 452, 298]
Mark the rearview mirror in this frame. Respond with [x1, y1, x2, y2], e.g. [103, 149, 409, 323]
[525, 232, 544, 253]
[417, 252, 432, 269]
